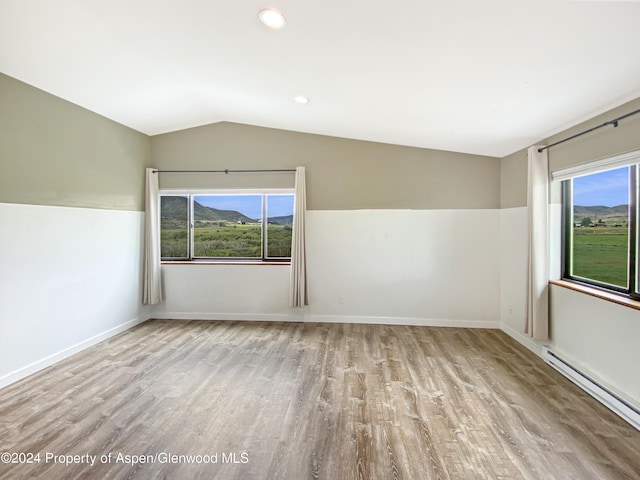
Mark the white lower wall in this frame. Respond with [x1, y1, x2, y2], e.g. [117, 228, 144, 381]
[498, 206, 547, 355]
[152, 263, 295, 321]
[499, 207, 528, 335]
[549, 285, 640, 407]
[306, 209, 499, 326]
[0, 203, 150, 387]
[154, 209, 501, 328]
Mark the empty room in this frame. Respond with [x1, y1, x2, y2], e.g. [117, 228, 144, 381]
[1, 1, 639, 479]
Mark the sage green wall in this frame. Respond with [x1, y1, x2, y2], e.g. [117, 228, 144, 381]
[151, 122, 500, 210]
[500, 149, 528, 208]
[545, 97, 640, 173]
[0, 73, 150, 211]
[500, 97, 640, 208]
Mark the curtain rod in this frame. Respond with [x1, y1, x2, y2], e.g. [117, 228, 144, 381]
[538, 107, 640, 153]
[153, 168, 296, 174]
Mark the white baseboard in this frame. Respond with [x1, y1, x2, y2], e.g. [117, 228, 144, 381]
[499, 322, 545, 358]
[310, 315, 498, 328]
[502, 323, 640, 431]
[0, 313, 152, 390]
[151, 312, 307, 322]
[542, 346, 640, 431]
[152, 311, 499, 329]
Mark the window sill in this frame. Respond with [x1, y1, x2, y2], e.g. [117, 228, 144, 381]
[161, 260, 291, 266]
[550, 279, 640, 311]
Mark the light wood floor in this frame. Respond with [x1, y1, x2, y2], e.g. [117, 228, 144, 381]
[0, 320, 638, 479]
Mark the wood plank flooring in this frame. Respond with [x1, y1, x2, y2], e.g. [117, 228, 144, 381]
[0, 320, 638, 479]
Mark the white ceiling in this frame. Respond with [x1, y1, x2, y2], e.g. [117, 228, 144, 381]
[1, 0, 640, 157]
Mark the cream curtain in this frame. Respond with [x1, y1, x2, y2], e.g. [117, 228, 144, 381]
[289, 166, 308, 307]
[526, 146, 549, 341]
[143, 168, 163, 305]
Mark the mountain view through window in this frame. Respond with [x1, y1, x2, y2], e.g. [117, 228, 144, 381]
[160, 194, 294, 260]
[569, 166, 629, 288]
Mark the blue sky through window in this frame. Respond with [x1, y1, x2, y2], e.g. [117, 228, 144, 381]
[573, 167, 629, 207]
[195, 195, 294, 220]
[267, 195, 294, 219]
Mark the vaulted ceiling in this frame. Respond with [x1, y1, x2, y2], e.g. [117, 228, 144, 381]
[1, 0, 640, 157]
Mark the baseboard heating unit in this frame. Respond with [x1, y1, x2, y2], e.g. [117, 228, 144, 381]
[542, 347, 640, 431]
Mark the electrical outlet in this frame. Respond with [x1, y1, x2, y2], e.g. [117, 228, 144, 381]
[338, 296, 345, 305]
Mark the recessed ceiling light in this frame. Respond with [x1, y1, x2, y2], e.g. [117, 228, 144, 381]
[294, 95, 309, 105]
[258, 8, 286, 29]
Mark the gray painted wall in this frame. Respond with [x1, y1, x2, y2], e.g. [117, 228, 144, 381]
[500, 149, 527, 209]
[151, 122, 501, 210]
[0, 73, 150, 211]
[499, 97, 640, 209]
[545, 97, 640, 173]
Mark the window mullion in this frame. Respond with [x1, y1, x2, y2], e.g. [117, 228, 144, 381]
[189, 195, 194, 261]
[562, 180, 573, 280]
[630, 166, 639, 298]
[261, 195, 267, 260]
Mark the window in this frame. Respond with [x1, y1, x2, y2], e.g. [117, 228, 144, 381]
[562, 164, 638, 297]
[160, 192, 294, 261]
